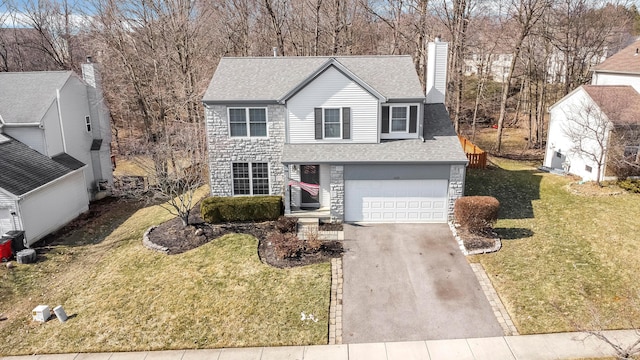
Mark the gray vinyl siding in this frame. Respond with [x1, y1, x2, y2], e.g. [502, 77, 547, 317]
[287, 66, 378, 144]
[344, 164, 451, 181]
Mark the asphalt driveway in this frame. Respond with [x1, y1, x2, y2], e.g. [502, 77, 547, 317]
[342, 223, 503, 343]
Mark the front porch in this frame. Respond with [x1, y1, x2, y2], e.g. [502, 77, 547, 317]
[283, 163, 344, 223]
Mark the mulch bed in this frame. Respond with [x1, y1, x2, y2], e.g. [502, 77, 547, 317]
[456, 227, 499, 252]
[147, 204, 343, 268]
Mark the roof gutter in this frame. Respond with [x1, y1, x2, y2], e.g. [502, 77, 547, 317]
[0, 122, 43, 128]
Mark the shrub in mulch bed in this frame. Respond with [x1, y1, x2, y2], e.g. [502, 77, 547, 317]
[454, 196, 499, 234]
[454, 196, 501, 253]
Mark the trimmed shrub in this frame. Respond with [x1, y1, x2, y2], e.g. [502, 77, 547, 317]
[276, 216, 298, 233]
[201, 196, 283, 224]
[268, 231, 302, 260]
[454, 196, 500, 234]
[618, 179, 640, 193]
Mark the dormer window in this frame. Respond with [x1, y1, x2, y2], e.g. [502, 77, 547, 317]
[85, 116, 91, 132]
[381, 105, 418, 136]
[391, 106, 408, 132]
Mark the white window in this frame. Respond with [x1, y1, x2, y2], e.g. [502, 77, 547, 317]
[324, 108, 341, 138]
[391, 106, 408, 132]
[229, 108, 267, 137]
[85, 116, 91, 132]
[232, 162, 269, 195]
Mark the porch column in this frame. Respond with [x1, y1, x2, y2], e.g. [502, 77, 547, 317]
[283, 164, 291, 214]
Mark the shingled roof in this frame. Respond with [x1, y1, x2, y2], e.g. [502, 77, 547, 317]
[0, 135, 85, 196]
[583, 85, 640, 125]
[0, 71, 73, 124]
[594, 39, 640, 74]
[203, 56, 425, 103]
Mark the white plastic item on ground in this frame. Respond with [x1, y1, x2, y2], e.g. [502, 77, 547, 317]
[32, 305, 50, 322]
[53, 305, 68, 322]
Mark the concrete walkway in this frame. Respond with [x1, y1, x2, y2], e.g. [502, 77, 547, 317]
[3, 330, 639, 360]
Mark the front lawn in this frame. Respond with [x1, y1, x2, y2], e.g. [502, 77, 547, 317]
[466, 158, 640, 334]
[0, 195, 330, 355]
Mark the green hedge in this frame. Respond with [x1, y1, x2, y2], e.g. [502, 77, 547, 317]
[201, 196, 283, 223]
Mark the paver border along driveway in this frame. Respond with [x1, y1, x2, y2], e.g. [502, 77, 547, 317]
[342, 223, 503, 344]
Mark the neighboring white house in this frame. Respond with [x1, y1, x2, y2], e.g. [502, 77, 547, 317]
[464, 52, 513, 82]
[0, 61, 113, 246]
[203, 40, 469, 223]
[0, 62, 113, 201]
[544, 39, 640, 181]
[0, 134, 89, 247]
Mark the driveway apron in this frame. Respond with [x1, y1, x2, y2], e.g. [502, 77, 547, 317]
[342, 223, 503, 343]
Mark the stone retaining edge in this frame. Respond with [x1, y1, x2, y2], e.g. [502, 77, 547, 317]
[142, 226, 169, 254]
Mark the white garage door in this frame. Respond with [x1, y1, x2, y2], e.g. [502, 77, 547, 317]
[345, 179, 449, 223]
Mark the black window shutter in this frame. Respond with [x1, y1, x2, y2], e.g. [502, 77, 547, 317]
[342, 107, 351, 139]
[314, 108, 323, 139]
[409, 105, 418, 133]
[381, 106, 390, 134]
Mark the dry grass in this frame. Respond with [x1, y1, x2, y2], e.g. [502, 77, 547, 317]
[0, 188, 330, 355]
[467, 157, 640, 334]
[460, 126, 544, 159]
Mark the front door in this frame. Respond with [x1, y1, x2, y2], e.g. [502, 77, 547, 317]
[300, 165, 320, 208]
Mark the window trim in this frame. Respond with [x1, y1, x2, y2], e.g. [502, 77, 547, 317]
[228, 107, 268, 138]
[323, 108, 342, 139]
[85, 115, 91, 132]
[389, 105, 409, 133]
[231, 162, 270, 196]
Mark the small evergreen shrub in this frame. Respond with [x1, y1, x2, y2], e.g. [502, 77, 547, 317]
[454, 196, 500, 234]
[276, 216, 298, 233]
[268, 231, 302, 260]
[201, 196, 282, 223]
[618, 179, 640, 193]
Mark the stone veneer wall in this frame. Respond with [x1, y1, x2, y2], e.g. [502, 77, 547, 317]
[448, 164, 466, 220]
[329, 165, 344, 223]
[205, 104, 286, 196]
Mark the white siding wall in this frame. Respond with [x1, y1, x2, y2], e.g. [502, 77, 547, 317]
[43, 101, 65, 156]
[544, 89, 607, 181]
[320, 164, 331, 208]
[0, 190, 19, 235]
[592, 72, 640, 93]
[57, 77, 95, 194]
[20, 170, 88, 246]
[3, 127, 46, 154]
[287, 66, 379, 143]
[289, 165, 302, 207]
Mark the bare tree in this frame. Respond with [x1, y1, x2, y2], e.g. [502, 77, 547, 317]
[13, 0, 82, 71]
[561, 98, 611, 185]
[117, 122, 206, 227]
[495, 0, 551, 153]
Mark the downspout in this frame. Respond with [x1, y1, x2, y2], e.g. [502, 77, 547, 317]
[56, 89, 68, 153]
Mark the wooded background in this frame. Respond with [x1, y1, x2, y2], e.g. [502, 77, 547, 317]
[1, 0, 639, 156]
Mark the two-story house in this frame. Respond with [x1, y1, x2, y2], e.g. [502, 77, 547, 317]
[544, 38, 640, 181]
[203, 41, 468, 223]
[0, 61, 113, 247]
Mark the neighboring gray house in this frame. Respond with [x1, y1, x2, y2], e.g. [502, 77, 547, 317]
[0, 134, 88, 246]
[0, 62, 113, 246]
[0, 63, 113, 201]
[203, 41, 468, 223]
